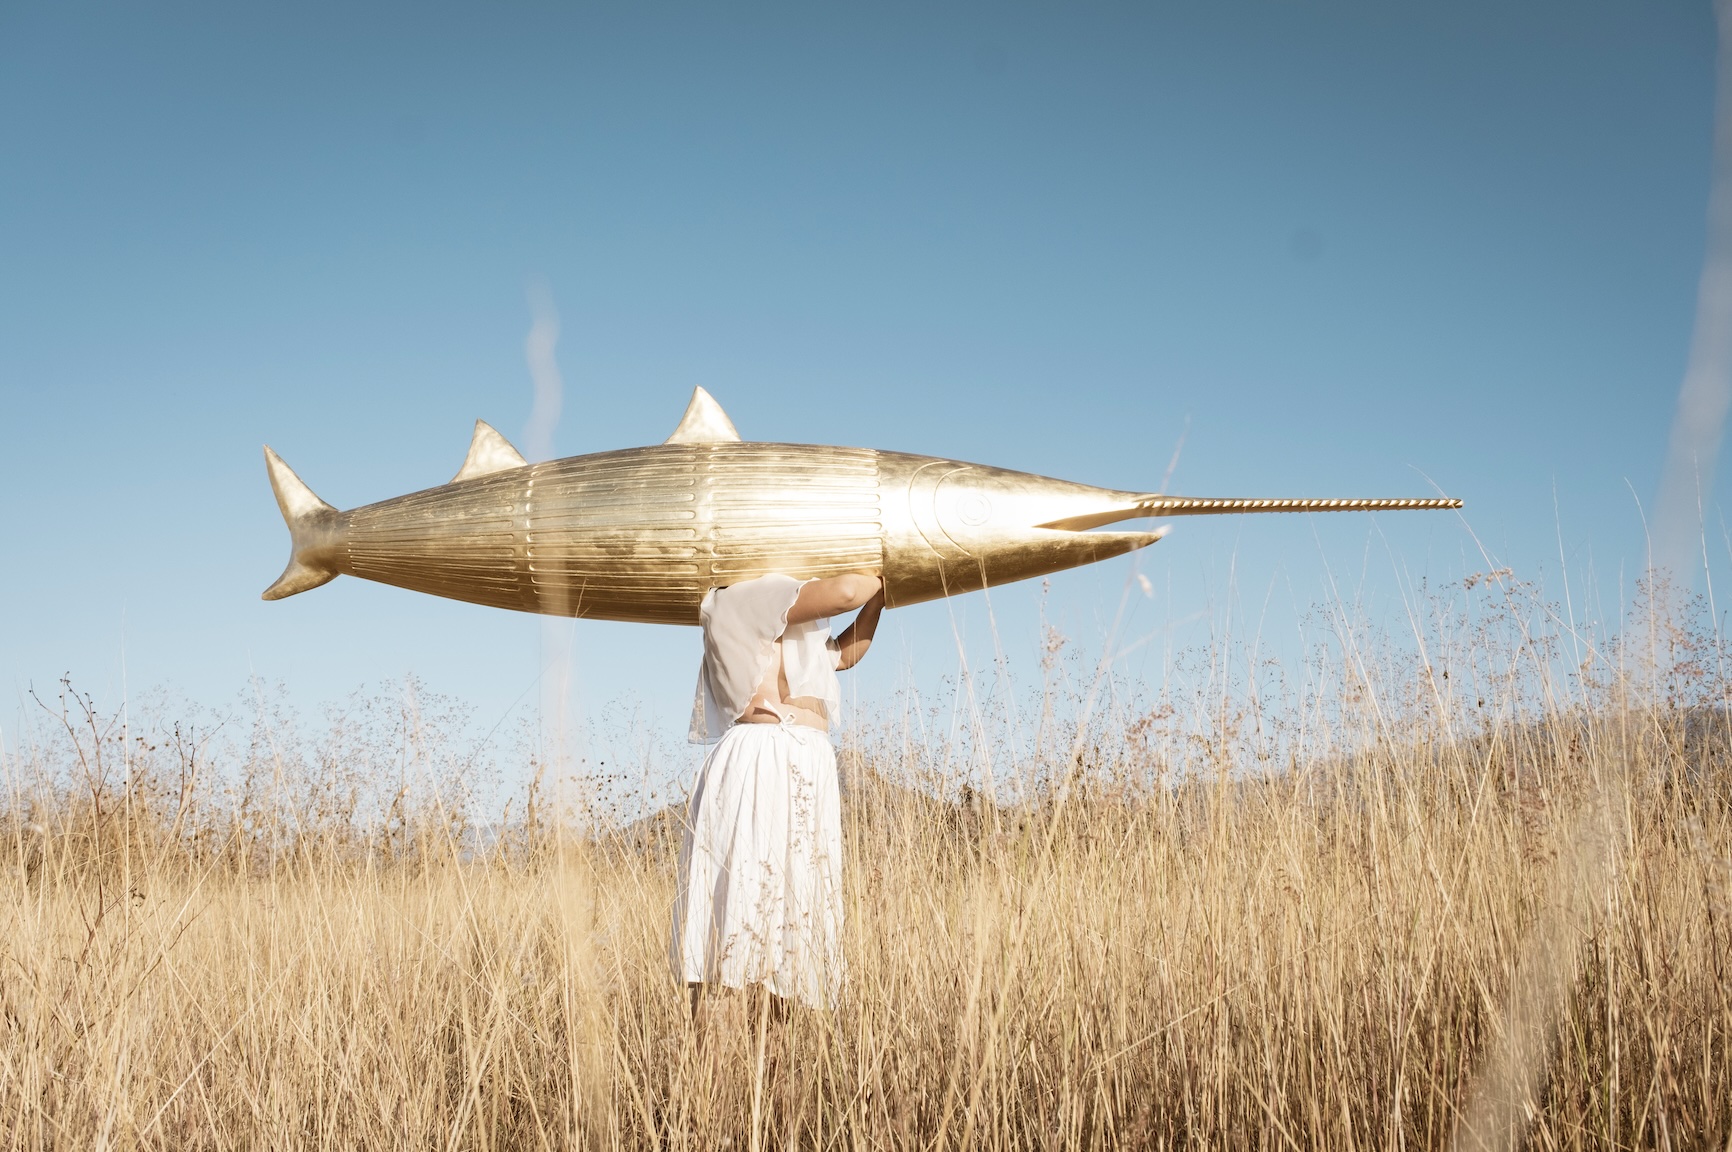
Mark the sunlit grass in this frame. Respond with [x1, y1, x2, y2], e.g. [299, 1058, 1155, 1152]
[3, 576, 1729, 1148]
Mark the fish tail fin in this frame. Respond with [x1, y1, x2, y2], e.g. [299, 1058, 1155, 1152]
[260, 446, 340, 600]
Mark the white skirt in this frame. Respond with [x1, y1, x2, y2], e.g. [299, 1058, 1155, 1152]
[670, 723, 844, 1009]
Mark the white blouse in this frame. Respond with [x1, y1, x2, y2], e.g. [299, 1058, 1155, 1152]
[688, 574, 843, 743]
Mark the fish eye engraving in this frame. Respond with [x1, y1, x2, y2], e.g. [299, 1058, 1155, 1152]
[957, 494, 990, 526]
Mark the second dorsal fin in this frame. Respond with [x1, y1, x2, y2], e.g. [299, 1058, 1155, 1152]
[451, 420, 529, 482]
[664, 387, 742, 444]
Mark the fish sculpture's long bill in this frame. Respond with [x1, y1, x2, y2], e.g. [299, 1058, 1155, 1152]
[262, 389, 1460, 625]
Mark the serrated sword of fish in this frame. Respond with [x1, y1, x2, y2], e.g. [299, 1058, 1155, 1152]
[259, 388, 1460, 625]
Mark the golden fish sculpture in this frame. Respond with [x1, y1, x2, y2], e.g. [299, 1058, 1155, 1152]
[261, 388, 1460, 625]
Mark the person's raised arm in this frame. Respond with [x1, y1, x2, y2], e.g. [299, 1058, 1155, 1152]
[786, 574, 881, 625]
[831, 586, 884, 670]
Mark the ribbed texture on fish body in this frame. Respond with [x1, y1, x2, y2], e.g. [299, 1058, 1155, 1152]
[334, 443, 883, 625]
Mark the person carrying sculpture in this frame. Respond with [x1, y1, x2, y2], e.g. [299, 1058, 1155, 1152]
[670, 572, 884, 1015]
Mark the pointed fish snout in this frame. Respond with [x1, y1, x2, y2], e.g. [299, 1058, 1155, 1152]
[874, 460, 1168, 608]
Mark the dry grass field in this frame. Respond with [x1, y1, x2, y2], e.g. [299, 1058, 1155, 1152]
[3, 577, 1730, 1149]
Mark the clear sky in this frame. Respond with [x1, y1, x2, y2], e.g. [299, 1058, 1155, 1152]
[0, 3, 1721, 789]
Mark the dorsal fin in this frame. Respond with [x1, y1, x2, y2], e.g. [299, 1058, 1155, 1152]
[664, 387, 742, 444]
[451, 420, 529, 482]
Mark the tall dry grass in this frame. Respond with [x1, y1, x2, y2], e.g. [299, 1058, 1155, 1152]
[3, 575, 1731, 1149]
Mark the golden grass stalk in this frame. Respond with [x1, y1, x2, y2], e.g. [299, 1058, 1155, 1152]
[3, 576, 1730, 1148]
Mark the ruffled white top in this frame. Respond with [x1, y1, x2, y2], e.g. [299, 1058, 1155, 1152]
[688, 574, 843, 743]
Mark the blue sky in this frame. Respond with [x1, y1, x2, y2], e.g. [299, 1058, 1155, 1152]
[0, 3, 1720, 781]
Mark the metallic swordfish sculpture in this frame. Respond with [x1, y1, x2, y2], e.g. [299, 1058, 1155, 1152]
[261, 388, 1460, 625]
